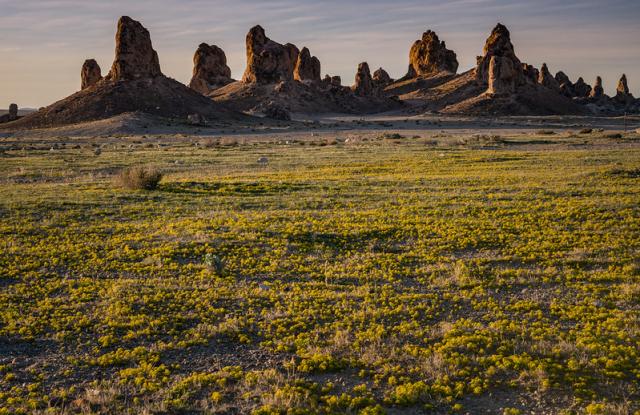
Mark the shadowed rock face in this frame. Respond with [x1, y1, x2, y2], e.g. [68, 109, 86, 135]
[615, 74, 634, 104]
[487, 56, 516, 95]
[8, 103, 18, 120]
[522, 64, 539, 84]
[242, 25, 299, 84]
[476, 23, 522, 86]
[353, 62, 374, 96]
[573, 77, 592, 98]
[408, 30, 458, 77]
[294, 47, 321, 82]
[373, 68, 392, 87]
[617, 74, 630, 96]
[107, 16, 161, 81]
[81, 59, 102, 90]
[590, 76, 604, 98]
[554, 71, 574, 96]
[189, 43, 233, 95]
[538, 63, 559, 91]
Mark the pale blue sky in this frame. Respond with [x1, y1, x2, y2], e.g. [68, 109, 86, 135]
[1, 0, 639, 107]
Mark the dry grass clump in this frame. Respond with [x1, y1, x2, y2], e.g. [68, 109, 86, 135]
[116, 166, 162, 190]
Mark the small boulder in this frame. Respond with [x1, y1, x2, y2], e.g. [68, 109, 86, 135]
[81, 59, 102, 90]
[263, 102, 291, 121]
[187, 113, 207, 126]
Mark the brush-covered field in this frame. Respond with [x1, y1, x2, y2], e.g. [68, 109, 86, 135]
[1, 132, 639, 414]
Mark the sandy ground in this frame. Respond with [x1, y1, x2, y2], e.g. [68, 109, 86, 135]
[1, 112, 639, 147]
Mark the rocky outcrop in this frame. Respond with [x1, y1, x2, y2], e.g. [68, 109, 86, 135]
[263, 101, 291, 120]
[294, 47, 321, 82]
[538, 63, 559, 91]
[555, 71, 574, 97]
[373, 68, 392, 87]
[476, 24, 522, 87]
[353, 62, 374, 96]
[6, 16, 248, 130]
[589, 76, 604, 98]
[0, 103, 19, 124]
[189, 43, 233, 95]
[487, 56, 517, 95]
[614, 74, 634, 104]
[408, 30, 458, 77]
[573, 77, 591, 98]
[81, 59, 102, 90]
[107, 16, 161, 81]
[522, 64, 539, 84]
[617, 74, 629, 96]
[8, 104, 18, 120]
[242, 25, 299, 84]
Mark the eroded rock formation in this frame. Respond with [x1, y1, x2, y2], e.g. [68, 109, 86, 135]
[555, 71, 574, 97]
[294, 47, 321, 82]
[589, 76, 604, 98]
[573, 77, 591, 98]
[353, 62, 374, 96]
[487, 56, 517, 95]
[538, 63, 559, 91]
[0, 103, 19, 123]
[614, 74, 635, 104]
[373, 68, 392, 87]
[476, 24, 522, 87]
[81, 59, 102, 90]
[522, 64, 539, 84]
[242, 25, 299, 84]
[8, 104, 18, 120]
[408, 30, 458, 77]
[107, 16, 161, 81]
[189, 43, 233, 95]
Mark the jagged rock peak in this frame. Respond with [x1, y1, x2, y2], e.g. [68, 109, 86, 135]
[107, 16, 161, 81]
[373, 68, 392, 87]
[81, 59, 102, 90]
[353, 62, 374, 96]
[617, 74, 630, 96]
[294, 47, 321, 82]
[573, 77, 591, 98]
[476, 23, 522, 85]
[538, 63, 559, 91]
[555, 71, 571, 86]
[408, 30, 458, 77]
[189, 43, 233, 95]
[590, 76, 604, 98]
[242, 25, 299, 84]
